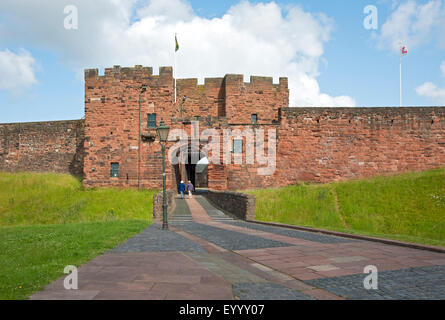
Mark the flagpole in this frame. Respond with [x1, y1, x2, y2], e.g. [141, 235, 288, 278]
[400, 51, 402, 107]
[174, 33, 177, 104]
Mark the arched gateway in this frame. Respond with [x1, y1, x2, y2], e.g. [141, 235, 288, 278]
[170, 143, 209, 191]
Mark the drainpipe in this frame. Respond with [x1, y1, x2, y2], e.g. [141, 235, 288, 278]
[138, 85, 147, 190]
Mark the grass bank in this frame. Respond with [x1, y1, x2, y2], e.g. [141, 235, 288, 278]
[0, 172, 157, 226]
[245, 169, 445, 247]
[0, 221, 149, 300]
[0, 172, 157, 299]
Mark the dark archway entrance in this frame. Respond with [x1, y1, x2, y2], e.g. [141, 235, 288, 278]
[185, 155, 196, 187]
[172, 145, 208, 191]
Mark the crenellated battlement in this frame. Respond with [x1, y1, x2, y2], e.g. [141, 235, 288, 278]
[176, 77, 225, 89]
[84, 65, 173, 81]
[205, 77, 225, 86]
[172, 73, 289, 123]
[222, 74, 288, 89]
[175, 77, 226, 119]
[85, 65, 288, 94]
[175, 73, 287, 103]
[84, 65, 289, 124]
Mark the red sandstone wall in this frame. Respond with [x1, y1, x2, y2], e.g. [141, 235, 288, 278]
[0, 120, 84, 175]
[175, 74, 288, 124]
[225, 75, 288, 125]
[4, 65, 443, 192]
[274, 107, 445, 186]
[223, 124, 278, 190]
[82, 65, 289, 190]
[202, 107, 445, 191]
[83, 65, 176, 189]
[81, 65, 445, 191]
[166, 121, 280, 191]
[175, 77, 225, 119]
[2, 106, 444, 192]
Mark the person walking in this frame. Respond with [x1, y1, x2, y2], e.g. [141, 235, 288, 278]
[187, 180, 194, 199]
[179, 180, 186, 199]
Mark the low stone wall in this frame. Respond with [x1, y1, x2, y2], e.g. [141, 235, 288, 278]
[205, 190, 255, 221]
[153, 189, 176, 220]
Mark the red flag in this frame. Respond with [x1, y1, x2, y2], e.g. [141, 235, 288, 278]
[401, 46, 408, 55]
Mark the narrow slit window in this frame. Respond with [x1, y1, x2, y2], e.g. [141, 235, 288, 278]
[147, 113, 157, 128]
[251, 114, 258, 124]
[233, 139, 243, 154]
[110, 163, 119, 178]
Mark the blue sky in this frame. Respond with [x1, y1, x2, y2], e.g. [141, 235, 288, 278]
[1, 0, 444, 123]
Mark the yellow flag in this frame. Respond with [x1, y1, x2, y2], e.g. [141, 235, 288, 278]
[175, 34, 179, 52]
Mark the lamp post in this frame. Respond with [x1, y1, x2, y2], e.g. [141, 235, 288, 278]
[138, 84, 147, 190]
[156, 119, 170, 230]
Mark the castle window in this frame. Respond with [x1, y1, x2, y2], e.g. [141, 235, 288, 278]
[110, 163, 119, 178]
[251, 114, 258, 124]
[147, 113, 157, 128]
[233, 139, 243, 154]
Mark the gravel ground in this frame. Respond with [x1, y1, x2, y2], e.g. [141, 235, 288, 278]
[108, 224, 206, 253]
[219, 220, 357, 244]
[173, 222, 295, 251]
[233, 282, 315, 300]
[306, 265, 445, 300]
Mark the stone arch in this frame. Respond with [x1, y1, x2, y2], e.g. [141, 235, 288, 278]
[169, 142, 209, 191]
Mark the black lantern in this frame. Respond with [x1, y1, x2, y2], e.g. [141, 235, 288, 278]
[156, 119, 170, 143]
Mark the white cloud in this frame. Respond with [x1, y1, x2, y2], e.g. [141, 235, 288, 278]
[136, 0, 194, 22]
[376, 0, 444, 52]
[0, 49, 38, 95]
[416, 61, 445, 104]
[0, 0, 355, 107]
[416, 82, 445, 103]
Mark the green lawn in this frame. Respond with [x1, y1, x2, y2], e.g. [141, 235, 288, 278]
[0, 221, 149, 300]
[245, 169, 445, 247]
[0, 172, 156, 226]
[0, 172, 158, 300]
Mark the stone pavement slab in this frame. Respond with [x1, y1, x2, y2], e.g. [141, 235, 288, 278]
[307, 265, 340, 272]
[329, 256, 368, 263]
[30, 194, 445, 300]
[183, 252, 266, 284]
[30, 252, 233, 300]
[170, 197, 194, 224]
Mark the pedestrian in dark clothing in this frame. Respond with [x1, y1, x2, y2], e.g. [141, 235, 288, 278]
[187, 181, 194, 199]
[179, 181, 186, 199]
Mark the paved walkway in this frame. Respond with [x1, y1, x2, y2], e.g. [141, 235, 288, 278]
[31, 195, 445, 300]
